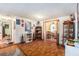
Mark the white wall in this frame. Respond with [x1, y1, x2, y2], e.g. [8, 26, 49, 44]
[14, 18, 32, 43]
[40, 20, 44, 39]
[0, 19, 2, 41]
[11, 19, 16, 43]
[14, 19, 25, 43]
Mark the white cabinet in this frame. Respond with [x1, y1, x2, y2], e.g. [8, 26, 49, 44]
[24, 33, 32, 43]
[65, 44, 79, 56]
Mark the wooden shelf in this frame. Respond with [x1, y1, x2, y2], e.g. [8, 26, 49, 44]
[34, 26, 42, 40]
[63, 20, 75, 45]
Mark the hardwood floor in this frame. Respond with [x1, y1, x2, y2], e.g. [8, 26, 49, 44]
[18, 40, 64, 56]
[0, 40, 64, 56]
[0, 45, 24, 56]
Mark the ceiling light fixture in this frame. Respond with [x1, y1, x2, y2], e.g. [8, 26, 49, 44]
[34, 14, 44, 19]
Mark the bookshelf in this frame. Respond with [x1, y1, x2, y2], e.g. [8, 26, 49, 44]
[34, 26, 42, 40]
[63, 20, 75, 45]
[78, 21, 79, 39]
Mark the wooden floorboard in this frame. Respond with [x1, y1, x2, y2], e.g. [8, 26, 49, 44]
[18, 40, 65, 56]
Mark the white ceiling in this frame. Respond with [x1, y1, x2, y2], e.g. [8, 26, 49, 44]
[0, 3, 77, 20]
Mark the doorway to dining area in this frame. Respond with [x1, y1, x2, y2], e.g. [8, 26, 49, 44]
[2, 20, 12, 44]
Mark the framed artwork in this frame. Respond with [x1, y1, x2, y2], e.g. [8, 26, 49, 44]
[25, 22, 31, 32]
[21, 24, 24, 27]
[16, 19, 20, 25]
[21, 20, 24, 27]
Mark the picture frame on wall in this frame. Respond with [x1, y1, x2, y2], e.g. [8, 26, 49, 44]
[16, 19, 20, 25]
[21, 20, 24, 27]
[21, 24, 24, 27]
[25, 22, 31, 32]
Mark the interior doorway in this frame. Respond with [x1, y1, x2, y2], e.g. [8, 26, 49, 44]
[2, 20, 12, 43]
[44, 19, 59, 43]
